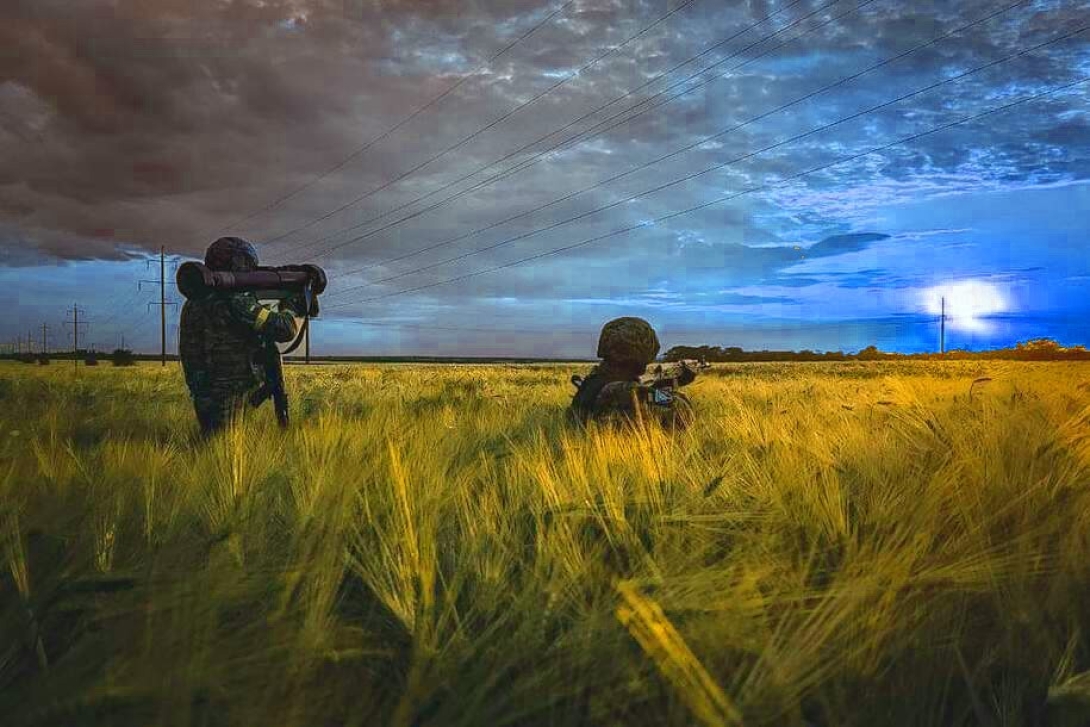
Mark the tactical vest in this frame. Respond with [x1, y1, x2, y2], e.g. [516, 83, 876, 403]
[179, 296, 264, 395]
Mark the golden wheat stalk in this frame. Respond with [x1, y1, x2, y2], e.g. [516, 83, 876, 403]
[616, 580, 742, 727]
[4, 513, 49, 672]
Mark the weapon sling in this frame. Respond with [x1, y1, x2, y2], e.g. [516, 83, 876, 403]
[250, 291, 312, 428]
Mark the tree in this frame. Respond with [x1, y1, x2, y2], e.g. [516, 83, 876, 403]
[856, 345, 883, 361]
[110, 348, 137, 367]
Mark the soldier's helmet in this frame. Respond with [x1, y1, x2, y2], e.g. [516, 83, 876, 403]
[205, 236, 259, 272]
[596, 317, 660, 365]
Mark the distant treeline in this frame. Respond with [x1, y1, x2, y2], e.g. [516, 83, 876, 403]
[1, 348, 137, 366]
[0, 350, 592, 365]
[664, 338, 1090, 362]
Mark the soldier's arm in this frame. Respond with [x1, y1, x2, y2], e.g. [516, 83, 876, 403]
[676, 363, 697, 387]
[594, 381, 649, 416]
[224, 292, 301, 343]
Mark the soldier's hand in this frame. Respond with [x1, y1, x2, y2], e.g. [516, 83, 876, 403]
[279, 293, 309, 317]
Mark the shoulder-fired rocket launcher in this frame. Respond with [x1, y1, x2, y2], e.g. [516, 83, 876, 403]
[176, 262, 327, 304]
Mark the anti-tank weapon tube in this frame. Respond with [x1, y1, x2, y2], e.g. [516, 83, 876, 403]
[176, 262, 327, 302]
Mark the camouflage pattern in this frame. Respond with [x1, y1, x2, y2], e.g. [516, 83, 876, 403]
[596, 317, 660, 365]
[571, 318, 694, 429]
[205, 236, 259, 272]
[179, 290, 305, 435]
[587, 380, 694, 430]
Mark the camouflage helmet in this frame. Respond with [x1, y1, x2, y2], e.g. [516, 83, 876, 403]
[204, 236, 259, 272]
[596, 317, 660, 365]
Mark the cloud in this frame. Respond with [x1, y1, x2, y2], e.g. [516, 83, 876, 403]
[1, 0, 1087, 353]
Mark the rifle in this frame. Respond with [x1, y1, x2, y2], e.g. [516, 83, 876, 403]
[639, 359, 709, 390]
[251, 339, 289, 427]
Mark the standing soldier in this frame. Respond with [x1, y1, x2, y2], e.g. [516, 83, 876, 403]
[569, 317, 698, 428]
[178, 237, 308, 436]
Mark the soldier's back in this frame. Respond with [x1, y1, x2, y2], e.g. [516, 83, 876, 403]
[570, 367, 694, 430]
[179, 294, 263, 393]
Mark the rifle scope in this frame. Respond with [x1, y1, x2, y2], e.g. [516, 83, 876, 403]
[177, 262, 327, 301]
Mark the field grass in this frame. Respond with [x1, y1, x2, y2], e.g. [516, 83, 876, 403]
[2, 360, 1090, 726]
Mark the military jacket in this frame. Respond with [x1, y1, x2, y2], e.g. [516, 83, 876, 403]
[179, 292, 303, 397]
[570, 362, 694, 429]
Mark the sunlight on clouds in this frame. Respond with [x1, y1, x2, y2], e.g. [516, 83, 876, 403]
[922, 279, 1009, 332]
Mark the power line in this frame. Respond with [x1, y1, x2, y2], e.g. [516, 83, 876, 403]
[284, 0, 854, 264]
[95, 281, 149, 331]
[208, 0, 580, 240]
[101, 304, 158, 355]
[124, 307, 159, 348]
[261, 0, 703, 248]
[326, 72, 1087, 311]
[277, 0, 817, 259]
[328, 15, 1078, 303]
[92, 254, 177, 344]
[325, 0, 1028, 290]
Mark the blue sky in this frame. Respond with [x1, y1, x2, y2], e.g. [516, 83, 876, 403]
[1, 0, 1088, 356]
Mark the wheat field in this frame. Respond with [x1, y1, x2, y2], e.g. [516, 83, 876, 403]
[2, 360, 1090, 726]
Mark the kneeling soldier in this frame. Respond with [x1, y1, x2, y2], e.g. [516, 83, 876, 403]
[569, 317, 698, 429]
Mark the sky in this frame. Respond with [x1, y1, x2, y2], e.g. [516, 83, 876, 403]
[1, 0, 1088, 357]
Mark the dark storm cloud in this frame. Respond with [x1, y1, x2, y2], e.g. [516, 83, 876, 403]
[5, 0, 1084, 263]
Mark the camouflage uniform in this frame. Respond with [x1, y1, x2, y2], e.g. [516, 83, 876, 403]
[570, 317, 695, 429]
[592, 377, 695, 429]
[178, 238, 306, 435]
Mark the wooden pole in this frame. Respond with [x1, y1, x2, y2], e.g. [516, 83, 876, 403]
[160, 246, 167, 367]
[72, 304, 79, 368]
[940, 296, 946, 355]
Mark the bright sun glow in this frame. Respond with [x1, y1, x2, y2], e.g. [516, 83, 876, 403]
[923, 280, 1009, 332]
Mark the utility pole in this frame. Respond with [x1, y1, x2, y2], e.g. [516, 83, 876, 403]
[140, 246, 178, 367]
[940, 296, 946, 355]
[65, 304, 88, 369]
[160, 247, 166, 366]
[40, 323, 49, 356]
